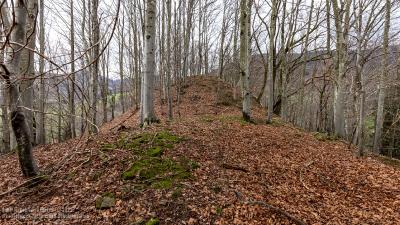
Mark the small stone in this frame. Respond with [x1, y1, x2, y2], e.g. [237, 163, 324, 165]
[95, 193, 116, 209]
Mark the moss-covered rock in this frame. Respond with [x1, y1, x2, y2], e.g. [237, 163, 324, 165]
[95, 192, 116, 210]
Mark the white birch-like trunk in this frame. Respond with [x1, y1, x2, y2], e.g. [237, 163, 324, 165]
[140, 0, 159, 125]
[374, 0, 391, 154]
[3, 0, 38, 177]
[239, 0, 251, 121]
[331, 0, 350, 137]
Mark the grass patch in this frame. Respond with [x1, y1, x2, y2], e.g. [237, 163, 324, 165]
[122, 158, 194, 189]
[201, 115, 252, 126]
[268, 118, 285, 127]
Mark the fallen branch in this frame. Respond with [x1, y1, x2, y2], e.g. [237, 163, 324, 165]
[222, 163, 249, 173]
[0, 175, 48, 198]
[234, 191, 307, 225]
[110, 109, 139, 131]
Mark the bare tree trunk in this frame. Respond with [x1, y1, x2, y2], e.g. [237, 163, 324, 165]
[331, 0, 350, 137]
[299, 0, 314, 127]
[267, 0, 277, 123]
[101, 48, 110, 124]
[57, 86, 62, 143]
[90, 0, 100, 133]
[140, 0, 159, 125]
[2, 1, 38, 177]
[374, 0, 391, 154]
[68, 0, 76, 139]
[218, 2, 228, 79]
[166, 0, 173, 120]
[182, 0, 195, 79]
[19, 0, 38, 145]
[239, 0, 251, 121]
[119, 15, 125, 113]
[36, 0, 46, 144]
[0, 2, 11, 153]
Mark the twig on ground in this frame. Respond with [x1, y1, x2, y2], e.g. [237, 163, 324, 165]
[222, 163, 249, 173]
[300, 160, 315, 191]
[0, 175, 48, 198]
[110, 109, 139, 131]
[233, 190, 307, 225]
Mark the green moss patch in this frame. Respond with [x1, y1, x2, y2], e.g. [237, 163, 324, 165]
[122, 157, 195, 189]
[117, 131, 182, 152]
[145, 218, 160, 225]
[313, 132, 339, 142]
[200, 115, 252, 126]
[119, 131, 197, 189]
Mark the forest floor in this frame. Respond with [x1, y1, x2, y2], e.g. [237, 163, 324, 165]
[0, 76, 399, 225]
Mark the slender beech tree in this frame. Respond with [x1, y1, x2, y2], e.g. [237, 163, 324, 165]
[299, 0, 315, 127]
[2, 0, 38, 177]
[331, 0, 351, 137]
[36, 0, 46, 144]
[90, 0, 100, 133]
[267, 0, 278, 123]
[374, 0, 391, 154]
[0, 1, 11, 153]
[140, 0, 159, 125]
[239, 0, 251, 121]
[119, 14, 125, 113]
[69, 0, 76, 139]
[166, 0, 173, 120]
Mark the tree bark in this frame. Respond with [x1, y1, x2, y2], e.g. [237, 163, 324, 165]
[68, 0, 76, 139]
[374, 0, 391, 154]
[90, 0, 100, 133]
[239, 0, 251, 121]
[267, 0, 277, 123]
[140, 0, 159, 125]
[2, 1, 38, 177]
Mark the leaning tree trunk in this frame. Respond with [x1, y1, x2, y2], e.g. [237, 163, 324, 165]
[239, 0, 251, 122]
[374, 0, 391, 154]
[2, 1, 38, 177]
[140, 0, 159, 125]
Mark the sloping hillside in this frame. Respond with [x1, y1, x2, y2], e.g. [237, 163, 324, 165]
[0, 76, 399, 224]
